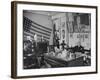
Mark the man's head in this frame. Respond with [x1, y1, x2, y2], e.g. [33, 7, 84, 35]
[26, 36, 32, 42]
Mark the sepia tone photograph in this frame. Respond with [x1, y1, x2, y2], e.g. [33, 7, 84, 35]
[23, 10, 91, 69]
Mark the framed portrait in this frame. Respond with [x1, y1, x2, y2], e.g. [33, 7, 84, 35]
[11, 1, 98, 78]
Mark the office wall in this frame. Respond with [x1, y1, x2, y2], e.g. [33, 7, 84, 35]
[23, 11, 53, 29]
[23, 11, 54, 44]
[52, 13, 69, 44]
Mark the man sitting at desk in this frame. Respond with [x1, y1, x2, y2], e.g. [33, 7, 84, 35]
[74, 44, 84, 53]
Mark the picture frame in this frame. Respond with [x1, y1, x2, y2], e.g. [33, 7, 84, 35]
[11, 1, 98, 78]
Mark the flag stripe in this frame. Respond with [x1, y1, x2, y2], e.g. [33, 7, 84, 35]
[24, 31, 50, 40]
[23, 16, 52, 41]
[31, 24, 51, 34]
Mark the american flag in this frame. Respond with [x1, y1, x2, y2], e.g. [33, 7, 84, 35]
[23, 16, 52, 42]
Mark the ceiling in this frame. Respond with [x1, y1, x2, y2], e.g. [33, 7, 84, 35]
[24, 10, 64, 16]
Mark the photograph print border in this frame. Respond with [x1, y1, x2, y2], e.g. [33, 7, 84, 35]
[11, 1, 98, 79]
